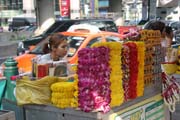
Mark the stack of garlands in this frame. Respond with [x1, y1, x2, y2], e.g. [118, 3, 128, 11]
[77, 47, 111, 113]
[121, 44, 130, 101]
[121, 42, 145, 101]
[123, 42, 138, 99]
[91, 42, 124, 108]
[135, 42, 145, 97]
[139, 30, 160, 86]
[51, 81, 78, 108]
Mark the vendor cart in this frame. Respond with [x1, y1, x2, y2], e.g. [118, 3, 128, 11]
[0, 110, 15, 120]
[23, 82, 170, 120]
[1, 30, 179, 120]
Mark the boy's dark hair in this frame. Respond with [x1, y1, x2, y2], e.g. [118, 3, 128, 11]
[145, 21, 165, 33]
[43, 33, 67, 54]
[165, 26, 172, 34]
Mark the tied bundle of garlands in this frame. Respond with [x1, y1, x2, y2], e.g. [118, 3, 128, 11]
[77, 46, 112, 113]
[122, 42, 145, 101]
[91, 42, 124, 108]
[51, 81, 78, 108]
[50, 42, 145, 113]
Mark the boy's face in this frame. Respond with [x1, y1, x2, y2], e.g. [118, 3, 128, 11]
[55, 40, 68, 58]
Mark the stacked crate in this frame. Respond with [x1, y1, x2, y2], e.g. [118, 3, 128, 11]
[150, 31, 164, 84]
[139, 30, 163, 86]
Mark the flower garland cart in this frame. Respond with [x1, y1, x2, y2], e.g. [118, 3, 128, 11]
[22, 34, 170, 120]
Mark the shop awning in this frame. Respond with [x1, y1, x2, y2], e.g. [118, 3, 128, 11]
[156, 0, 179, 7]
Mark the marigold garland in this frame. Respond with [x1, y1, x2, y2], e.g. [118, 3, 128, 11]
[135, 42, 145, 97]
[72, 74, 79, 108]
[92, 42, 124, 107]
[50, 81, 78, 108]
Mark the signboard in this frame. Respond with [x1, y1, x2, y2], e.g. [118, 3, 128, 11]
[59, 0, 70, 17]
[110, 94, 166, 120]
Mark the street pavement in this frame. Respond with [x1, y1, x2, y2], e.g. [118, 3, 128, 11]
[0, 28, 33, 64]
[0, 32, 19, 64]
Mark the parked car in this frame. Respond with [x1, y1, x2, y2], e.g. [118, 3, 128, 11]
[15, 25, 123, 72]
[8, 17, 36, 32]
[16, 18, 118, 56]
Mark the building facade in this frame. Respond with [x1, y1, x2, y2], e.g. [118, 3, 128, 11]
[156, 0, 180, 21]
[0, 0, 120, 25]
[122, 0, 180, 22]
[0, 0, 23, 24]
[122, 0, 143, 23]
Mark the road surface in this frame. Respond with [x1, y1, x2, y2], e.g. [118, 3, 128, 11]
[0, 32, 19, 64]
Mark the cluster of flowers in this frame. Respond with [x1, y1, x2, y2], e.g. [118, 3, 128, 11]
[122, 42, 145, 100]
[124, 42, 138, 99]
[136, 42, 145, 97]
[92, 42, 124, 107]
[51, 82, 78, 108]
[77, 47, 111, 113]
[122, 44, 130, 101]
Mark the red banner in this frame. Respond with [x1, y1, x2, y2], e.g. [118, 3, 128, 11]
[59, 0, 70, 17]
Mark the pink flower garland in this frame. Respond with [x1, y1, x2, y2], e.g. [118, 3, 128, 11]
[77, 47, 111, 113]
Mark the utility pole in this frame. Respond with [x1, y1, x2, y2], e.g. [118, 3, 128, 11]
[147, 0, 150, 20]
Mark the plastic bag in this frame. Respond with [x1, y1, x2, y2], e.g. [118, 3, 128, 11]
[16, 76, 59, 105]
[161, 62, 177, 75]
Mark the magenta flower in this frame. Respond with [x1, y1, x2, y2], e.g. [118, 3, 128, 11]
[77, 47, 111, 113]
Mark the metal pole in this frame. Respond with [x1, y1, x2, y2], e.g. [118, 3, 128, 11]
[148, 0, 150, 20]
